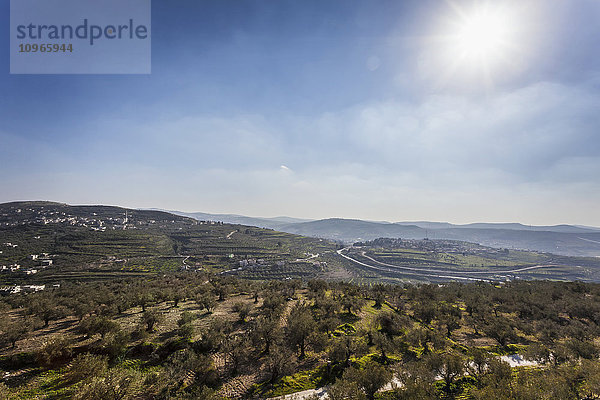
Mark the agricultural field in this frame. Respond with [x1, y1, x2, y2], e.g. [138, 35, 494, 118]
[3, 202, 600, 288]
[2, 203, 600, 399]
[1, 277, 600, 399]
[341, 238, 600, 284]
[0, 202, 345, 286]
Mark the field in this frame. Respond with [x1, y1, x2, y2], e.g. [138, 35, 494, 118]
[2, 204, 600, 399]
[340, 239, 600, 284]
[3, 203, 600, 288]
[2, 277, 600, 399]
[0, 202, 346, 285]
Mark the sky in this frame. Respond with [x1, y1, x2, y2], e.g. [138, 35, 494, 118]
[1, 0, 600, 225]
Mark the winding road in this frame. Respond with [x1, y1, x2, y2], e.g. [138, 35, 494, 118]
[337, 247, 557, 281]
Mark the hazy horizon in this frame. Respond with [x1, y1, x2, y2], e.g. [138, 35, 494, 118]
[2, 0, 600, 226]
[4, 198, 600, 229]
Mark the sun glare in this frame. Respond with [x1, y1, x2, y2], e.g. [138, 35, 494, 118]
[457, 10, 509, 59]
[430, 2, 524, 86]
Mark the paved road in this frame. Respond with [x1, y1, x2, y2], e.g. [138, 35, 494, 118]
[359, 251, 555, 275]
[337, 247, 556, 281]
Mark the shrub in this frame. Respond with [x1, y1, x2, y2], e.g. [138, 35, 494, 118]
[142, 309, 164, 332]
[178, 323, 195, 340]
[73, 368, 144, 400]
[78, 316, 120, 339]
[0, 382, 16, 400]
[64, 353, 108, 384]
[36, 337, 73, 368]
[177, 311, 196, 327]
[91, 330, 130, 360]
[232, 301, 252, 322]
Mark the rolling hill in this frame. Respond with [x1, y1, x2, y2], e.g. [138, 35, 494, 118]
[278, 219, 600, 257]
[162, 208, 600, 256]
[3, 202, 600, 285]
[0, 202, 341, 284]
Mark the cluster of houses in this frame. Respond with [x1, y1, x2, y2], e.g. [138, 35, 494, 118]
[403, 239, 511, 257]
[1, 206, 142, 231]
[238, 258, 267, 268]
[0, 284, 46, 295]
[1, 205, 203, 232]
[0, 253, 54, 276]
[0, 264, 22, 273]
[31, 253, 53, 264]
[0, 283, 61, 296]
[219, 258, 269, 275]
[1, 208, 130, 230]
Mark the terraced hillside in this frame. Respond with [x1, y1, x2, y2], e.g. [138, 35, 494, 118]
[2, 202, 600, 287]
[0, 202, 342, 285]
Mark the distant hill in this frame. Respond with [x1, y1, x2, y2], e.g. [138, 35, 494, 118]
[277, 218, 424, 242]
[575, 225, 600, 232]
[278, 219, 600, 257]
[1, 201, 194, 226]
[142, 208, 600, 257]
[396, 221, 598, 234]
[394, 221, 455, 230]
[0, 201, 339, 283]
[3, 201, 600, 283]
[152, 209, 312, 230]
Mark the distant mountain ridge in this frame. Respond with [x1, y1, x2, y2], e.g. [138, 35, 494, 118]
[150, 209, 312, 230]
[159, 210, 600, 257]
[395, 221, 598, 233]
[277, 219, 600, 257]
[5, 203, 599, 257]
[157, 210, 600, 235]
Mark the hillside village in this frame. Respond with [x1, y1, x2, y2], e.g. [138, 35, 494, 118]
[0, 207, 600, 399]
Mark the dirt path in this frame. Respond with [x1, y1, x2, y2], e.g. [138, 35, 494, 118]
[500, 354, 540, 367]
[295, 253, 319, 262]
[269, 387, 328, 399]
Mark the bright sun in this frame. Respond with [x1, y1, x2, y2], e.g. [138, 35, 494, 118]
[439, 2, 519, 77]
[423, 2, 529, 87]
[457, 10, 509, 59]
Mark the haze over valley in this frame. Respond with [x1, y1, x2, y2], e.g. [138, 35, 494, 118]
[167, 209, 600, 257]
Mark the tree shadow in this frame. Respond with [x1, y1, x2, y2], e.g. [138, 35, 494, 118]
[339, 312, 360, 324]
[157, 329, 178, 342]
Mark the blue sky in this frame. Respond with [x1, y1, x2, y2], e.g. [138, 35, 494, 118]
[1, 0, 600, 225]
